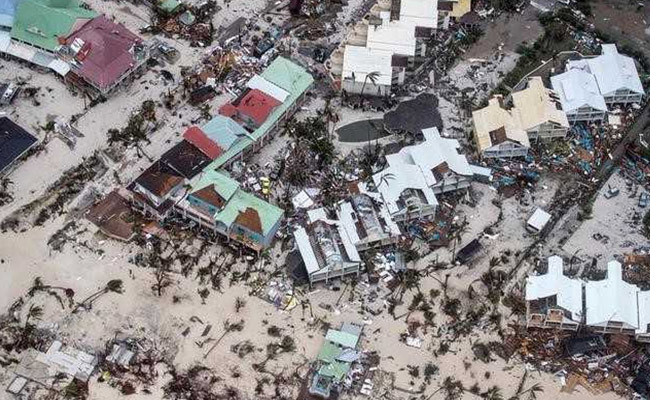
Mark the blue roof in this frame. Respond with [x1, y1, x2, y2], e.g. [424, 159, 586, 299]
[201, 115, 250, 151]
[0, 0, 20, 28]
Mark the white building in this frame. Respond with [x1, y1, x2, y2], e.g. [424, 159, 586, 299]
[512, 77, 570, 141]
[370, 127, 474, 222]
[567, 44, 644, 105]
[335, 0, 439, 96]
[525, 256, 582, 331]
[342, 46, 396, 96]
[472, 96, 530, 159]
[337, 194, 402, 251]
[526, 208, 551, 233]
[294, 208, 363, 285]
[550, 68, 608, 124]
[585, 260, 640, 336]
[525, 258, 650, 342]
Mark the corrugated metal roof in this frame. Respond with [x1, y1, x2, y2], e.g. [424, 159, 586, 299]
[585, 261, 639, 328]
[550, 68, 607, 114]
[512, 77, 569, 131]
[247, 74, 289, 102]
[325, 329, 359, 349]
[201, 115, 249, 151]
[11, 0, 96, 51]
[472, 96, 530, 152]
[294, 227, 320, 274]
[525, 256, 583, 319]
[342, 45, 393, 86]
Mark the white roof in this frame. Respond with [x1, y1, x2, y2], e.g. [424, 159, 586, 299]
[568, 44, 644, 97]
[337, 201, 362, 245]
[247, 74, 290, 102]
[638, 291, 650, 335]
[292, 190, 315, 209]
[342, 45, 393, 86]
[366, 12, 416, 56]
[585, 261, 639, 328]
[399, 0, 439, 29]
[527, 208, 551, 231]
[525, 256, 583, 319]
[304, 207, 361, 264]
[294, 227, 320, 274]
[356, 186, 402, 237]
[550, 68, 607, 113]
[49, 59, 71, 76]
[0, 31, 10, 53]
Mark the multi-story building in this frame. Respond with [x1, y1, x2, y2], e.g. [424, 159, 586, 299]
[550, 68, 608, 124]
[567, 44, 644, 105]
[511, 77, 570, 141]
[294, 208, 362, 285]
[472, 96, 530, 159]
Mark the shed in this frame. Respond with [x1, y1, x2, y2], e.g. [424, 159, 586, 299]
[527, 208, 551, 233]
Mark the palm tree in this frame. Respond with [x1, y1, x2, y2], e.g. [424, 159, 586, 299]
[0, 177, 14, 206]
[376, 172, 395, 189]
[204, 319, 245, 358]
[360, 71, 380, 98]
[483, 386, 504, 400]
[19, 304, 43, 349]
[73, 279, 124, 313]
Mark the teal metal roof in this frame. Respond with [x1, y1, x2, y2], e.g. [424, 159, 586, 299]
[215, 189, 283, 235]
[11, 0, 97, 51]
[206, 57, 313, 169]
[325, 329, 359, 349]
[317, 341, 343, 364]
[318, 360, 350, 381]
[191, 169, 239, 203]
[201, 115, 249, 151]
[190, 170, 282, 235]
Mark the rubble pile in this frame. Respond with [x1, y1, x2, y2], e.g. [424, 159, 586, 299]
[150, 0, 219, 45]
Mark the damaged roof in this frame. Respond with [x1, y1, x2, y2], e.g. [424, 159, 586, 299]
[512, 77, 569, 131]
[472, 96, 530, 152]
[64, 15, 143, 90]
[11, 0, 97, 51]
[525, 256, 583, 320]
[550, 68, 607, 114]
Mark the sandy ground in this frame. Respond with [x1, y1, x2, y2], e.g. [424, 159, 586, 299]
[0, 3, 635, 400]
[562, 172, 648, 264]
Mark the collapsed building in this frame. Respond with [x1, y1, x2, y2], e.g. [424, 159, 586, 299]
[328, 0, 442, 96]
[525, 257, 650, 342]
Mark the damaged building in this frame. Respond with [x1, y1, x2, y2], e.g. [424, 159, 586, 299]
[511, 77, 570, 141]
[472, 96, 530, 159]
[365, 127, 476, 223]
[203, 57, 313, 169]
[294, 207, 363, 285]
[525, 257, 650, 342]
[176, 169, 283, 251]
[550, 44, 644, 124]
[329, 0, 442, 96]
[58, 15, 148, 97]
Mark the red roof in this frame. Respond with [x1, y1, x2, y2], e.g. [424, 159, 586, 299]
[183, 126, 223, 160]
[65, 15, 142, 90]
[218, 89, 281, 127]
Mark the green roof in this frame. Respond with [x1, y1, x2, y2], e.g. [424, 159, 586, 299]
[325, 329, 359, 349]
[157, 0, 181, 13]
[202, 115, 250, 151]
[190, 170, 282, 235]
[317, 341, 343, 364]
[207, 57, 313, 169]
[215, 189, 283, 235]
[11, 0, 97, 51]
[191, 169, 239, 205]
[318, 360, 350, 381]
